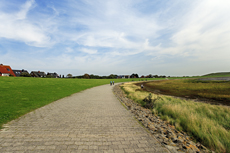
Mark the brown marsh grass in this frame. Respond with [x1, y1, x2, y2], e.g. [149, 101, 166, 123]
[138, 79, 230, 105]
[120, 81, 230, 153]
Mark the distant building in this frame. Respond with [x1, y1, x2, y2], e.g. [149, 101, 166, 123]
[145, 75, 153, 78]
[130, 76, 137, 78]
[47, 72, 59, 78]
[0, 64, 16, 77]
[12, 69, 29, 77]
[30, 71, 47, 77]
[117, 75, 130, 79]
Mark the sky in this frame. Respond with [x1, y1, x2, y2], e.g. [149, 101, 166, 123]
[0, 0, 229, 76]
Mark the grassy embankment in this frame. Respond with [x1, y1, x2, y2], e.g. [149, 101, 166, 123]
[202, 72, 230, 77]
[120, 79, 230, 153]
[0, 77, 165, 129]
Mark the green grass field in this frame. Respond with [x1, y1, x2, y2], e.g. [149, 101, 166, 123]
[121, 81, 230, 153]
[0, 77, 165, 128]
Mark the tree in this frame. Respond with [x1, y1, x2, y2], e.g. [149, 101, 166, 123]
[90, 74, 100, 79]
[130, 73, 139, 78]
[20, 72, 31, 77]
[90, 74, 95, 79]
[83, 73, 90, 79]
[108, 74, 117, 79]
[67, 74, 72, 78]
[76, 75, 83, 78]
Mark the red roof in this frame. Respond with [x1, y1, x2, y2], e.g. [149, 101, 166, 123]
[0, 64, 16, 77]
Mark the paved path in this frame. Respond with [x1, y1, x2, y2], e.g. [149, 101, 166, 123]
[0, 84, 169, 153]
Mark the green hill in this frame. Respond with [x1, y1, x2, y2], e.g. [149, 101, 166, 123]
[202, 72, 230, 77]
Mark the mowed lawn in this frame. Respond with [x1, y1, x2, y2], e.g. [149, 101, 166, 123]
[0, 77, 163, 128]
[0, 77, 124, 128]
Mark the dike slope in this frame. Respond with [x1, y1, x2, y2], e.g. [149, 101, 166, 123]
[0, 84, 169, 153]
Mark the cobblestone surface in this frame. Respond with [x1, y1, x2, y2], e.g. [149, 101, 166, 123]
[0, 84, 169, 153]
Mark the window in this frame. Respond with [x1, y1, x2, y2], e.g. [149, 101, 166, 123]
[7, 68, 10, 71]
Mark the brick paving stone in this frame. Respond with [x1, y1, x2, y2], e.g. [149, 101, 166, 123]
[112, 141, 122, 145]
[78, 145, 89, 150]
[137, 143, 148, 148]
[104, 149, 115, 153]
[109, 145, 119, 150]
[128, 144, 139, 149]
[121, 141, 130, 145]
[103, 142, 112, 145]
[124, 148, 136, 153]
[135, 148, 146, 152]
[0, 84, 169, 152]
[130, 140, 139, 144]
[145, 147, 156, 152]
[114, 149, 125, 153]
[118, 144, 129, 149]
[89, 145, 98, 150]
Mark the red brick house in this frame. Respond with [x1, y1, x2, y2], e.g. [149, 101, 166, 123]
[0, 64, 16, 77]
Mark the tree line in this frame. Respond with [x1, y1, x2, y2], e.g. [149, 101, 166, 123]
[66, 73, 169, 79]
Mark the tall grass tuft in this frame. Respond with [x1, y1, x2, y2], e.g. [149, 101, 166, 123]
[154, 97, 230, 152]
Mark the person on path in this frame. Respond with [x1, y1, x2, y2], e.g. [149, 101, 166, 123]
[110, 81, 112, 86]
[141, 84, 144, 89]
[113, 81, 114, 85]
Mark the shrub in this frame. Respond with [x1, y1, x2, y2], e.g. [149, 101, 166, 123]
[20, 72, 31, 77]
[46, 75, 54, 78]
[142, 93, 162, 109]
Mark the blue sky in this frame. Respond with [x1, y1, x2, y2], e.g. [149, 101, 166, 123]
[0, 0, 229, 76]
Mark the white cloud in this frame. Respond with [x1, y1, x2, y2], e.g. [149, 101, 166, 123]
[65, 47, 74, 53]
[68, 0, 161, 55]
[80, 48, 97, 54]
[0, 0, 52, 47]
[162, 0, 230, 60]
[1, 0, 230, 76]
[16, 0, 35, 19]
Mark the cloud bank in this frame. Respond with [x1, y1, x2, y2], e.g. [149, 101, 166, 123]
[0, 0, 229, 76]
